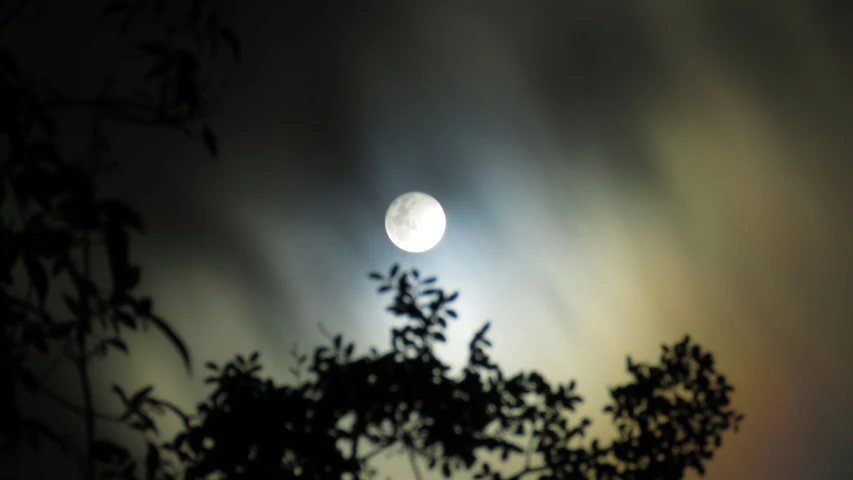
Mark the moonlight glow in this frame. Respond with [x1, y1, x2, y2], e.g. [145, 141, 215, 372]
[384, 192, 446, 253]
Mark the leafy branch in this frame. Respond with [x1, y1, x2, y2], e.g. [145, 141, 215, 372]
[1, 1, 240, 478]
[153, 265, 743, 479]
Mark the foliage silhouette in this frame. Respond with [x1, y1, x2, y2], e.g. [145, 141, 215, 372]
[0, 1, 743, 479]
[122, 265, 743, 479]
[1, 0, 239, 479]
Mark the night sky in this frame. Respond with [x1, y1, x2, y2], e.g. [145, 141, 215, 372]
[8, 1, 853, 478]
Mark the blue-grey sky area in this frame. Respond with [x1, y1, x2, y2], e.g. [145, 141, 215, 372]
[6, 1, 853, 478]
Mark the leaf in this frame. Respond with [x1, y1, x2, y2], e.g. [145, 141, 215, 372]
[186, 0, 203, 24]
[18, 367, 39, 393]
[205, 13, 221, 55]
[4, 116, 24, 153]
[131, 386, 153, 406]
[98, 75, 117, 100]
[23, 419, 67, 453]
[99, 199, 144, 232]
[136, 42, 169, 56]
[175, 58, 200, 114]
[136, 298, 153, 316]
[120, 14, 137, 37]
[0, 46, 19, 76]
[23, 254, 47, 305]
[49, 321, 76, 339]
[101, 1, 132, 18]
[477, 322, 491, 336]
[201, 123, 218, 158]
[219, 27, 242, 61]
[368, 272, 383, 280]
[50, 254, 68, 276]
[446, 291, 458, 302]
[92, 440, 130, 465]
[23, 324, 48, 354]
[389, 264, 399, 278]
[145, 441, 160, 480]
[113, 312, 137, 331]
[33, 105, 56, 137]
[146, 57, 174, 78]
[107, 338, 129, 354]
[153, 0, 166, 20]
[113, 384, 129, 403]
[146, 315, 191, 371]
[433, 332, 446, 342]
[445, 309, 457, 318]
[104, 227, 137, 292]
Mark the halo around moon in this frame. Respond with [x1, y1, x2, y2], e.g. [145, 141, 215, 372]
[385, 192, 446, 253]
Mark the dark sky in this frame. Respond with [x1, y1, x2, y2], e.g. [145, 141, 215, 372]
[7, 1, 853, 478]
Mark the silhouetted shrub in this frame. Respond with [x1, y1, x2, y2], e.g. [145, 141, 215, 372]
[117, 265, 743, 479]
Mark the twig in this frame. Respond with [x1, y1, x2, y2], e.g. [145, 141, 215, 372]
[506, 416, 553, 480]
[38, 335, 75, 383]
[0, 0, 27, 31]
[317, 320, 334, 341]
[523, 418, 538, 470]
[407, 448, 423, 480]
[39, 385, 121, 423]
[77, 228, 96, 480]
[359, 442, 394, 462]
[506, 465, 551, 480]
[350, 422, 360, 460]
[43, 96, 196, 135]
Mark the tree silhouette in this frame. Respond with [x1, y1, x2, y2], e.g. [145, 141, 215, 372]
[1, 1, 238, 479]
[120, 265, 741, 479]
[1, 2, 743, 479]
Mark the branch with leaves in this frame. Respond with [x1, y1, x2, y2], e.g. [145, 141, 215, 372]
[142, 265, 743, 480]
[1, 1, 240, 479]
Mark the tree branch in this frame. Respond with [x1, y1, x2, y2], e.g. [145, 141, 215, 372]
[523, 421, 537, 471]
[0, 0, 28, 32]
[41, 96, 196, 135]
[38, 335, 75, 382]
[358, 442, 394, 462]
[77, 227, 96, 480]
[349, 422, 360, 461]
[506, 464, 551, 480]
[39, 385, 122, 423]
[407, 448, 423, 480]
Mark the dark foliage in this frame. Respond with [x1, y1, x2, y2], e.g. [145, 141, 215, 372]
[1, 0, 238, 479]
[127, 266, 741, 479]
[0, 2, 743, 479]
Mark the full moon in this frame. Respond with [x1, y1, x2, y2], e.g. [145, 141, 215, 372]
[385, 192, 446, 253]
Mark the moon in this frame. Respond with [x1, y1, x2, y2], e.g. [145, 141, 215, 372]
[385, 192, 446, 253]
